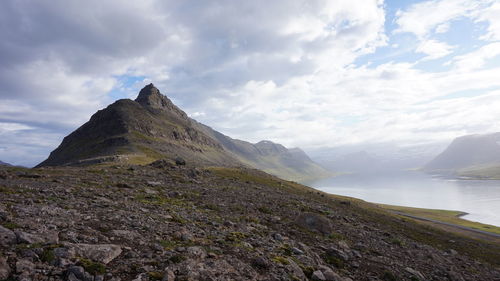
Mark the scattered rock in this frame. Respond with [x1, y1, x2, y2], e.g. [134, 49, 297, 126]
[312, 270, 326, 281]
[15, 259, 35, 274]
[448, 269, 465, 281]
[292, 247, 304, 255]
[163, 269, 175, 281]
[0, 257, 10, 280]
[325, 247, 349, 262]
[15, 230, 59, 244]
[70, 243, 122, 264]
[174, 157, 186, 166]
[252, 256, 270, 269]
[0, 225, 16, 246]
[272, 233, 284, 241]
[146, 181, 162, 187]
[322, 269, 342, 281]
[66, 266, 93, 281]
[149, 159, 175, 169]
[405, 267, 425, 280]
[186, 246, 206, 259]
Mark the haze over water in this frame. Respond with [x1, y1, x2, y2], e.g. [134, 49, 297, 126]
[309, 171, 500, 227]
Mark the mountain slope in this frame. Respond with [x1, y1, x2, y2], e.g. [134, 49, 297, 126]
[0, 160, 11, 166]
[424, 133, 500, 177]
[0, 164, 498, 280]
[38, 84, 329, 181]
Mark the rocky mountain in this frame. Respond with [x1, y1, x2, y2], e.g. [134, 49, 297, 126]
[0, 163, 498, 281]
[0, 160, 11, 166]
[37, 84, 329, 182]
[424, 133, 500, 177]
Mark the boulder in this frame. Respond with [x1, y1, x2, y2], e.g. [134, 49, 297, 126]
[295, 213, 333, 234]
[65, 266, 93, 281]
[15, 259, 35, 274]
[15, 230, 59, 244]
[174, 157, 186, 166]
[325, 247, 349, 262]
[312, 270, 326, 281]
[323, 269, 342, 281]
[405, 267, 425, 280]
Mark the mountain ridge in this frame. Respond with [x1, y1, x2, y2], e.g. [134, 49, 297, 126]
[37, 84, 330, 182]
[424, 132, 500, 178]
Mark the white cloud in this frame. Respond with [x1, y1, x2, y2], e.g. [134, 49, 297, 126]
[451, 42, 500, 71]
[1, 0, 500, 167]
[416, 40, 455, 60]
[475, 2, 500, 41]
[435, 22, 451, 33]
[394, 0, 481, 38]
[0, 0, 387, 165]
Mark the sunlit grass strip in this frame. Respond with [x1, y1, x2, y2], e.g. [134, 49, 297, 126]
[378, 204, 500, 235]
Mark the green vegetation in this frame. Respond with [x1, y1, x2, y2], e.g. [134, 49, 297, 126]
[458, 165, 500, 180]
[382, 271, 398, 281]
[271, 256, 290, 265]
[322, 254, 344, 268]
[2, 222, 21, 229]
[147, 272, 164, 280]
[40, 248, 56, 263]
[169, 255, 187, 264]
[79, 258, 106, 274]
[379, 204, 500, 235]
[134, 193, 187, 207]
[226, 232, 246, 242]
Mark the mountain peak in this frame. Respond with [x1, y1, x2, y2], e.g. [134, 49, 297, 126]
[135, 83, 167, 108]
[135, 83, 188, 119]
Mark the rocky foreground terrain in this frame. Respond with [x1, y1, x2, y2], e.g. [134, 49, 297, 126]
[1, 162, 499, 281]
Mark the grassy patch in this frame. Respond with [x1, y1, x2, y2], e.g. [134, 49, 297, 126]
[226, 232, 247, 242]
[2, 222, 21, 230]
[147, 272, 163, 280]
[79, 258, 106, 274]
[379, 204, 500, 235]
[40, 248, 56, 263]
[169, 255, 186, 264]
[134, 193, 187, 207]
[0, 185, 16, 194]
[271, 256, 290, 265]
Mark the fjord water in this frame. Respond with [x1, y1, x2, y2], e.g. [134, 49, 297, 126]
[308, 171, 500, 227]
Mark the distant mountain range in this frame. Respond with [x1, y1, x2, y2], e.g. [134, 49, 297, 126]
[37, 84, 330, 182]
[0, 160, 12, 166]
[424, 133, 500, 179]
[308, 143, 445, 174]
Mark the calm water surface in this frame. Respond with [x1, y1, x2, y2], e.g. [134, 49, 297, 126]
[308, 171, 500, 227]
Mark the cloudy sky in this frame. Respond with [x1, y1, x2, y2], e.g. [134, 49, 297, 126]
[1, 0, 500, 166]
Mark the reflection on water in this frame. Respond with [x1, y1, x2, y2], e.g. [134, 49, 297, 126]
[308, 171, 500, 227]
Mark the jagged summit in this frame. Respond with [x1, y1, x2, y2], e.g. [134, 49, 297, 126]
[135, 83, 188, 119]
